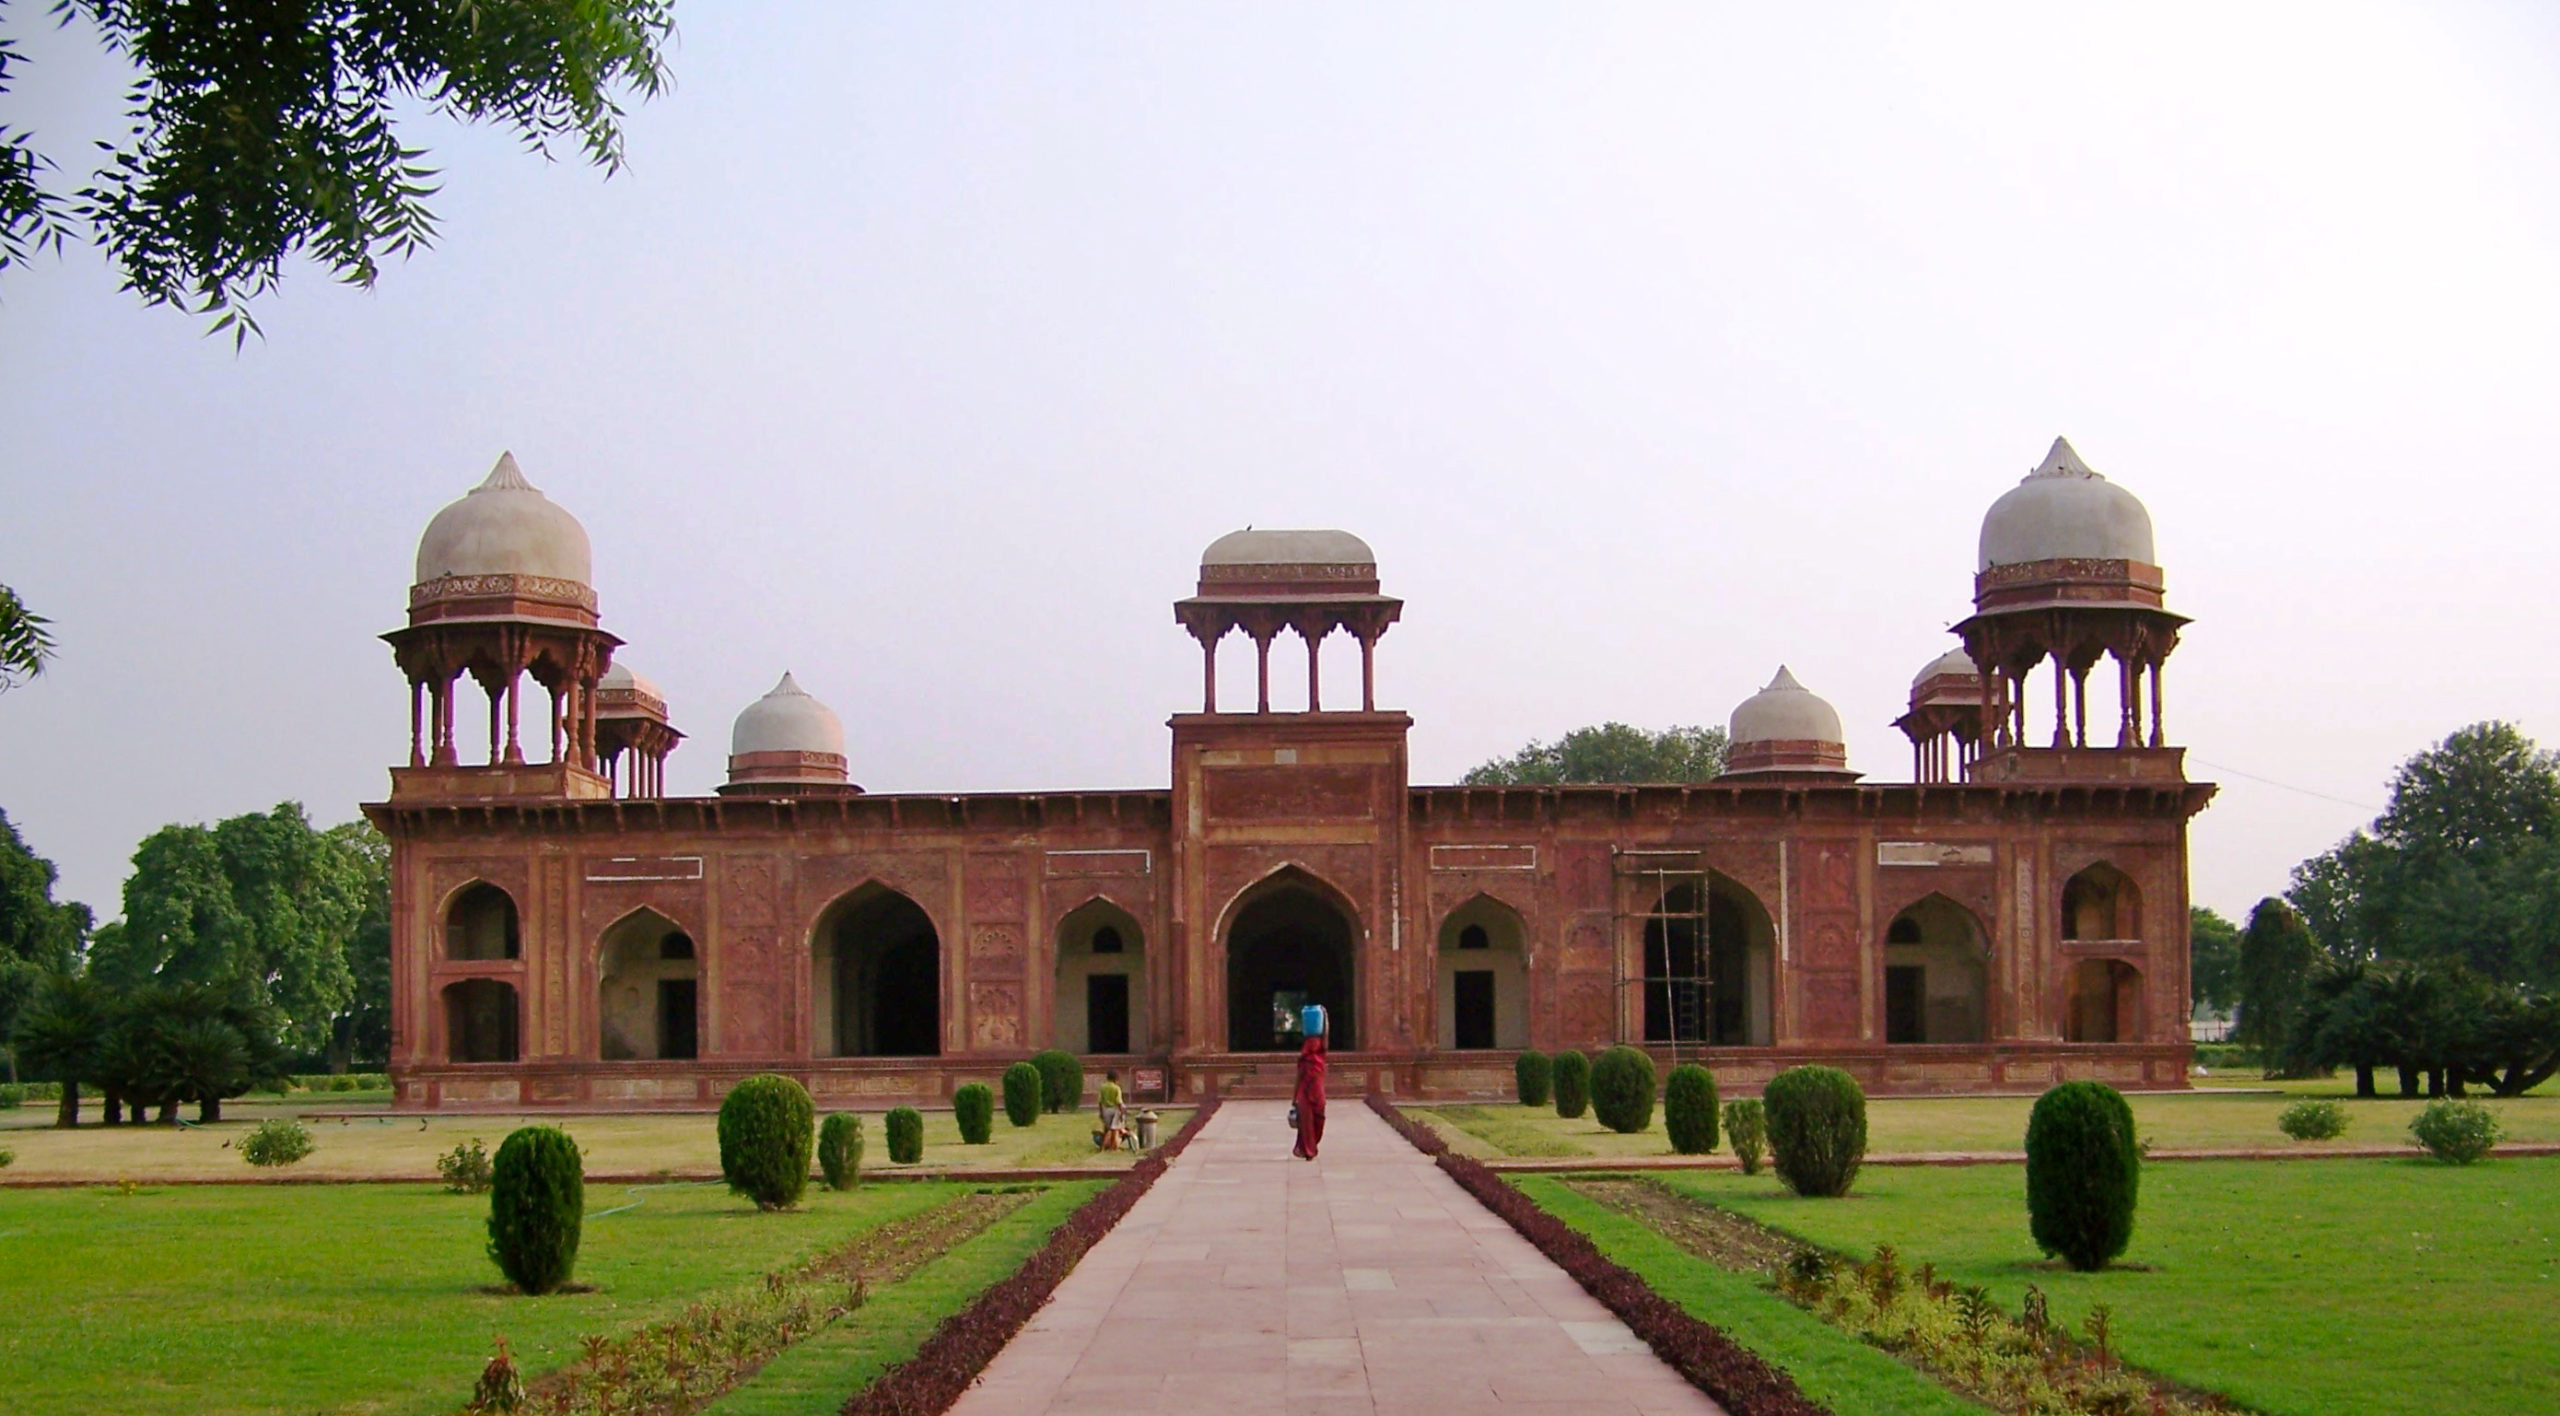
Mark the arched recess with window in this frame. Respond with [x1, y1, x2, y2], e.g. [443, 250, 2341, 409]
[1640, 876, 1775, 1046]
[597, 907, 699, 1060]
[443, 978, 519, 1062]
[1054, 898, 1147, 1054]
[1437, 895, 1527, 1050]
[811, 885, 942, 1057]
[1221, 866, 1360, 1052]
[444, 882, 520, 961]
[2065, 958, 2143, 1042]
[1881, 894, 1989, 1044]
[2061, 862, 2142, 943]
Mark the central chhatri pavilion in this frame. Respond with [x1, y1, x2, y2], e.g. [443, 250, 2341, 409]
[368, 438, 2210, 1109]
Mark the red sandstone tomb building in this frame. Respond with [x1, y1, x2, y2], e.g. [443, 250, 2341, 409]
[369, 438, 2210, 1109]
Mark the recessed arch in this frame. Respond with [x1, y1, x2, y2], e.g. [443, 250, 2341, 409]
[1222, 866, 1359, 1051]
[1882, 893, 1988, 1044]
[443, 881, 520, 961]
[597, 907, 698, 1060]
[1437, 894, 1527, 1050]
[1641, 875, 1775, 1046]
[443, 978, 519, 1062]
[2062, 862, 2141, 942]
[2066, 958, 2143, 1042]
[1055, 896, 1147, 1054]
[811, 884, 941, 1057]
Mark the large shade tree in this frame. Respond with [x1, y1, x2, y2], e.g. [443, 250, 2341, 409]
[2, 1, 674, 336]
[2234, 897, 2319, 1063]
[2188, 905, 2240, 1018]
[1462, 723, 1729, 785]
[2289, 722, 2560, 990]
[0, 808, 90, 1076]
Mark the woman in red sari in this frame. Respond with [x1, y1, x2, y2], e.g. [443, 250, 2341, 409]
[1291, 1031, 1328, 1160]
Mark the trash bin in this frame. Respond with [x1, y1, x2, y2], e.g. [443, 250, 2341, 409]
[1135, 1110, 1160, 1149]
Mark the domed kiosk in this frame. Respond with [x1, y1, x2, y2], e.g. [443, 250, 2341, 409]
[1893, 648, 1982, 783]
[1175, 528, 1403, 713]
[594, 661, 682, 799]
[718, 673, 857, 796]
[1954, 438, 2188, 780]
[384, 453, 621, 794]
[1719, 667, 1858, 780]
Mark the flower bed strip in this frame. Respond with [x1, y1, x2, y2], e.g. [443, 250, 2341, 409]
[1366, 1093, 1834, 1416]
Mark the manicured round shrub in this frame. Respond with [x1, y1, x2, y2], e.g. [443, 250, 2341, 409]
[1724, 1098, 1767, 1175]
[1031, 1049, 1084, 1113]
[1514, 1050, 1552, 1106]
[1002, 1061, 1043, 1127]
[1764, 1065, 1866, 1198]
[2026, 1081, 2140, 1271]
[718, 1073, 815, 1211]
[487, 1126, 584, 1294]
[885, 1106, 925, 1164]
[818, 1113, 863, 1189]
[1664, 1064, 1720, 1155]
[240, 1117, 313, 1167]
[954, 1083, 995, 1144]
[1590, 1046, 1657, 1134]
[2277, 1098, 2349, 1141]
[1551, 1049, 1591, 1120]
[2409, 1098, 2501, 1164]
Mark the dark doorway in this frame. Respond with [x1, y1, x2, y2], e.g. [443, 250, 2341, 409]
[1225, 881, 1357, 1051]
[824, 889, 942, 1056]
[1453, 970, 1495, 1050]
[1643, 884, 1757, 1044]
[445, 979, 519, 1063]
[1885, 966, 1926, 1044]
[1087, 974, 1131, 1053]
[658, 979, 699, 1060]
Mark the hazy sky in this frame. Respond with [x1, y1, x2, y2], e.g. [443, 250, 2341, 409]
[4, 3, 2556, 925]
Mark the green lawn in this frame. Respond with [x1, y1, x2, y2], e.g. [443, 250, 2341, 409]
[1417, 1084, 2560, 1160]
[0, 1100, 1185, 1182]
[1651, 1158, 2560, 1416]
[0, 1178, 1042, 1415]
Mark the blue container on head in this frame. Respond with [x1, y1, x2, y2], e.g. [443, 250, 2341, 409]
[1300, 1003, 1328, 1040]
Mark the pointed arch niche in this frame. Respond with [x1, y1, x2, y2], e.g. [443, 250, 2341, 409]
[811, 885, 942, 1057]
[444, 882, 520, 961]
[1437, 896, 1527, 1051]
[1054, 899, 1148, 1055]
[2066, 959, 2143, 1043]
[2062, 862, 2142, 943]
[1882, 894, 1989, 1044]
[1640, 876, 1775, 1046]
[597, 908, 699, 1061]
[1223, 868, 1359, 1052]
[443, 978, 519, 1062]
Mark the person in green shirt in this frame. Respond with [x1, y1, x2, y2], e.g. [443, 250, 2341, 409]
[1098, 1070, 1128, 1148]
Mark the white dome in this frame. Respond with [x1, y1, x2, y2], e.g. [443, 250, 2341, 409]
[599, 661, 660, 699]
[1977, 438, 2155, 571]
[1729, 666, 1845, 746]
[1201, 528, 1375, 567]
[730, 672, 845, 757]
[414, 453, 593, 585]
[1911, 648, 1977, 688]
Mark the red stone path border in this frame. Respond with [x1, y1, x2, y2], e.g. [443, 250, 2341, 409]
[1470, 1141, 2560, 1173]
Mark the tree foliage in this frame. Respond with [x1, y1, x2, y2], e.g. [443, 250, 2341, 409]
[0, 583, 55, 689]
[716, 1073, 814, 1211]
[2234, 897, 2319, 1060]
[0, 809, 89, 1067]
[1461, 722, 1729, 786]
[2, 1, 674, 337]
[2025, 1081, 2140, 1272]
[2289, 723, 2560, 990]
[2187, 906, 2240, 1017]
[2282, 956, 2559, 1098]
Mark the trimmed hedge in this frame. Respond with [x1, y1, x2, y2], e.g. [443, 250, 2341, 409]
[1665, 1064, 1719, 1155]
[1514, 1050, 1552, 1106]
[1552, 1049, 1592, 1119]
[885, 1106, 925, 1164]
[1001, 1061, 1043, 1127]
[2025, 1080, 2140, 1271]
[818, 1113, 863, 1190]
[240, 1117, 313, 1166]
[1031, 1049, 1084, 1113]
[718, 1073, 815, 1211]
[954, 1083, 995, 1144]
[2409, 1097, 2501, 1164]
[1591, 1046, 1658, 1134]
[842, 1101, 1223, 1416]
[1724, 1098, 1767, 1175]
[1365, 1095, 1828, 1416]
[1763, 1066, 1865, 1198]
[487, 1126, 584, 1295]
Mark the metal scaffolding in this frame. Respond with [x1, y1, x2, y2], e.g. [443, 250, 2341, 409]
[1611, 849, 1714, 1068]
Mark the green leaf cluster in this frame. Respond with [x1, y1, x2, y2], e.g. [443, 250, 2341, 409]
[1461, 722, 1729, 786]
[0, 808, 90, 1062]
[1000, 1061, 1042, 1127]
[1550, 1049, 1590, 1119]
[1764, 1064, 1866, 1198]
[717, 1074, 814, 1211]
[1664, 1063, 1719, 1154]
[1589, 1045, 1656, 1134]
[817, 1113, 863, 1190]
[2025, 1081, 2140, 1271]
[488, 1125, 584, 1294]
[1512, 1049, 1551, 1106]
[953, 1082, 994, 1144]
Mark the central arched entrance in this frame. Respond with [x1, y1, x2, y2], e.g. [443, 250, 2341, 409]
[812, 885, 942, 1056]
[1225, 871, 1357, 1051]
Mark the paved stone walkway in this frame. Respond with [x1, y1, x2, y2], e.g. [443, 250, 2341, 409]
[950, 1100, 1725, 1416]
